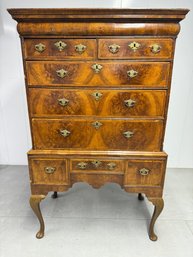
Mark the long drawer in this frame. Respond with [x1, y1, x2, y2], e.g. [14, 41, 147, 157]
[26, 61, 170, 87]
[28, 88, 166, 118]
[32, 118, 164, 151]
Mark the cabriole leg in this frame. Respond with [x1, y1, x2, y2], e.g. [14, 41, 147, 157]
[29, 195, 46, 239]
[147, 197, 164, 241]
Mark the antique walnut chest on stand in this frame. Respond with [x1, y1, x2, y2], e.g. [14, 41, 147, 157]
[9, 8, 188, 240]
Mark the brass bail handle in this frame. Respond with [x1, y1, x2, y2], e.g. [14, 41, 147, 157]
[75, 44, 87, 54]
[56, 69, 68, 78]
[108, 44, 120, 54]
[60, 129, 71, 137]
[44, 167, 56, 174]
[139, 168, 150, 176]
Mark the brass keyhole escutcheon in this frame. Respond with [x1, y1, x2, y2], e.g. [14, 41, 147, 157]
[91, 63, 103, 73]
[92, 121, 103, 129]
[128, 41, 141, 51]
[35, 43, 46, 53]
[139, 168, 150, 176]
[92, 160, 102, 168]
[91, 92, 103, 101]
[54, 41, 67, 51]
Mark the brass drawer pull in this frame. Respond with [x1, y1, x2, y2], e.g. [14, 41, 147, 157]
[128, 41, 141, 51]
[124, 99, 136, 108]
[44, 166, 56, 174]
[123, 131, 134, 138]
[92, 63, 103, 73]
[56, 69, 68, 78]
[77, 162, 88, 169]
[92, 121, 103, 129]
[54, 41, 67, 51]
[139, 168, 150, 176]
[108, 44, 120, 54]
[150, 44, 161, 53]
[58, 98, 69, 107]
[75, 44, 87, 54]
[92, 160, 102, 168]
[35, 43, 46, 53]
[107, 162, 116, 170]
[91, 92, 103, 101]
[127, 69, 138, 78]
[60, 129, 71, 137]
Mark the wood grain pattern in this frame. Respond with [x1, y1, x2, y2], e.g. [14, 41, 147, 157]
[26, 61, 170, 87]
[17, 22, 181, 37]
[8, 8, 189, 23]
[32, 118, 164, 151]
[28, 88, 167, 118]
[71, 173, 124, 189]
[124, 160, 166, 186]
[24, 39, 96, 60]
[98, 38, 174, 59]
[30, 158, 69, 185]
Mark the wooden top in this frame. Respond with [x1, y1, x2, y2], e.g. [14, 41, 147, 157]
[8, 8, 189, 23]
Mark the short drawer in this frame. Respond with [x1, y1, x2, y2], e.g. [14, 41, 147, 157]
[28, 88, 166, 118]
[26, 61, 170, 88]
[124, 159, 166, 186]
[24, 39, 96, 59]
[29, 158, 68, 185]
[98, 38, 174, 59]
[70, 159, 124, 174]
[32, 118, 163, 151]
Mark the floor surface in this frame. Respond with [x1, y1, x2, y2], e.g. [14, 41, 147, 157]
[0, 165, 193, 257]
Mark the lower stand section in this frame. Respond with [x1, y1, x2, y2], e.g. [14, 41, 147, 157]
[29, 195, 46, 239]
[29, 192, 164, 240]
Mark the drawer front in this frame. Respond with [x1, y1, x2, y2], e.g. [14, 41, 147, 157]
[98, 38, 174, 59]
[32, 119, 163, 151]
[28, 88, 166, 118]
[26, 61, 170, 88]
[29, 158, 68, 185]
[24, 39, 96, 59]
[71, 159, 124, 173]
[124, 160, 166, 186]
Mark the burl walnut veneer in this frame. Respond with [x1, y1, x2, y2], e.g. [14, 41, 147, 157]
[8, 8, 188, 240]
